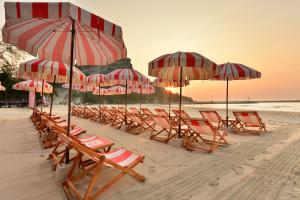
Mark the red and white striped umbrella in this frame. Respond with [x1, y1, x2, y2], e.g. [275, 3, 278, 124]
[212, 62, 261, 130]
[213, 62, 261, 80]
[128, 84, 155, 94]
[152, 78, 190, 88]
[106, 68, 150, 86]
[3, 2, 127, 66]
[0, 82, 6, 91]
[62, 83, 87, 92]
[106, 85, 129, 95]
[86, 73, 108, 86]
[148, 51, 218, 81]
[12, 80, 53, 93]
[18, 59, 86, 84]
[92, 87, 110, 95]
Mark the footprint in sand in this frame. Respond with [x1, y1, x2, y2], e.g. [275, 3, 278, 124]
[149, 165, 156, 175]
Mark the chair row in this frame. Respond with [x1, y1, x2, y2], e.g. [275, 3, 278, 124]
[30, 108, 145, 200]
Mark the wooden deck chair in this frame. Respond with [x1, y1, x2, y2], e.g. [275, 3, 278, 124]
[49, 126, 86, 170]
[129, 107, 140, 115]
[154, 108, 169, 118]
[183, 119, 229, 152]
[150, 116, 183, 143]
[199, 110, 227, 130]
[99, 108, 115, 124]
[82, 107, 93, 119]
[233, 111, 266, 134]
[140, 108, 155, 120]
[63, 137, 145, 200]
[126, 113, 156, 134]
[111, 110, 126, 129]
[172, 109, 191, 121]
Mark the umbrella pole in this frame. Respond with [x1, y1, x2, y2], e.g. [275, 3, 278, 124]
[49, 75, 56, 116]
[139, 90, 142, 112]
[226, 77, 229, 132]
[98, 82, 101, 119]
[179, 66, 183, 136]
[41, 80, 44, 112]
[66, 19, 75, 164]
[168, 90, 171, 119]
[125, 80, 128, 124]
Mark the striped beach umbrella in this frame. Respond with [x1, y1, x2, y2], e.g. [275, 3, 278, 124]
[152, 78, 190, 118]
[3, 2, 127, 161]
[12, 80, 53, 93]
[18, 58, 86, 115]
[149, 51, 217, 133]
[213, 62, 261, 128]
[0, 82, 6, 91]
[18, 59, 86, 84]
[107, 68, 150, 121]
[107, 86, 128, 95]
[62, 83, 87, 92]
[128, 84, 155, 111]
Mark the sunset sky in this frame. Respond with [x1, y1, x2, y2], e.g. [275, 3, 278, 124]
[1, 0, 299, 101]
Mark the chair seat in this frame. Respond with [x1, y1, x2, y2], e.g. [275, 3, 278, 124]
[78, 135, 113, 149]
[101, 147, 141, 168]
[70, 127, 85, 136]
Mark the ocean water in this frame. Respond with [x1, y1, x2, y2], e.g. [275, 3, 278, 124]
[184, 102, 300, 113]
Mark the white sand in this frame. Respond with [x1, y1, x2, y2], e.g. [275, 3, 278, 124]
[1, 104, 300, 200]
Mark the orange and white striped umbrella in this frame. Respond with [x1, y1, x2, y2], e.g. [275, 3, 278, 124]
[18, 59, 86, 84]
[3, 2, 127, 66]
[152, 78, 189, 88]
[213, 62, 261, 80]
[106, 68, 150, 86]
[62, 83, 87, 92]
[148, 51, 218, 80]
[0, 82, 6, 91]
[128, 84, 155, 94]
[12, 80, 53, 93]
[86, 74, 108, 86]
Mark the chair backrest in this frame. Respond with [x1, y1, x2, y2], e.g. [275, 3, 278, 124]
[130, 107, 140, 115]
[71, 137, 104, 163]
[199, 111, 222, 123]
[52, 125, 72, 146]
[131, 114, 143, 125]
[233, 111, 261, 125]
[141, 108, 153, 116]
[152, 116, 171, 129]
[154, 108, 169, 118]
[172, 109, 190, 119]
[185, 119, 216, 136]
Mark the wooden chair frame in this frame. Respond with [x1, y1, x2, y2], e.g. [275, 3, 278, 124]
[233, 111, 266, 134]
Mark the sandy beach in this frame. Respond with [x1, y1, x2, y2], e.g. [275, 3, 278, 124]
[1, 105, 300, 200]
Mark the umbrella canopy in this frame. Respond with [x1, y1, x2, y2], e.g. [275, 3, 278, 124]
[128, 84, 155, 94]
[62, 83, 87, 92]
[3, 2, 127, 65]
[152, 78, 189, 88]
[86, 73, 108, 86]
[92, 87, 109, 95]
[18, 58, 86, 84]
[212, 62, 262, 130]
[213, 62, 261, 80]
[106, 68, 150, 86]
[106, 85, 128, 95]
[12, 80, 53, 93]
[148, 51, 218, 81]
[0, 82, 6, 91]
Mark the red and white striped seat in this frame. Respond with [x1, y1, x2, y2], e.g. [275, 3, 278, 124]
[199, 111, 226, 129]
[233, 111, 266, 134]
[184, 119, 229, 152]
[154, 108, 169, 118]
[101, 147, 141, 168]
[78, 135, 113, 150]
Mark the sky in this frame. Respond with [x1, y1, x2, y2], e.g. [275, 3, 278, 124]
[1, 0, 300, 101]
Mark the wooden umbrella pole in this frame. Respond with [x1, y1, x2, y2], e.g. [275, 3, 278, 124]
[49, 75, 56, 116]
[139, 90, 142, 112]
[41, 80, 44, 112]
[226, 77, 229, 132]
[179, 66, 183, 136]
[125, 80, 128, 124]
[168, 90, 171, 119]
[98, 81, 101, 118]
[66, 19, 75, 164]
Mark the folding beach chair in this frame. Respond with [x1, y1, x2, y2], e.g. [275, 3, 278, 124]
[172, 109, 191, 121]
[49, 126, 86, 170]
[63, 135, 145, 200]
[126, 112, 156, 134]
[150, 116, 186, 143]
[199, 110, 229, 129]
[129, 107, 141, 116]
[141, 108, 155, 120]
[183, 119, 229, 152]
[233, 111, 266, 134]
